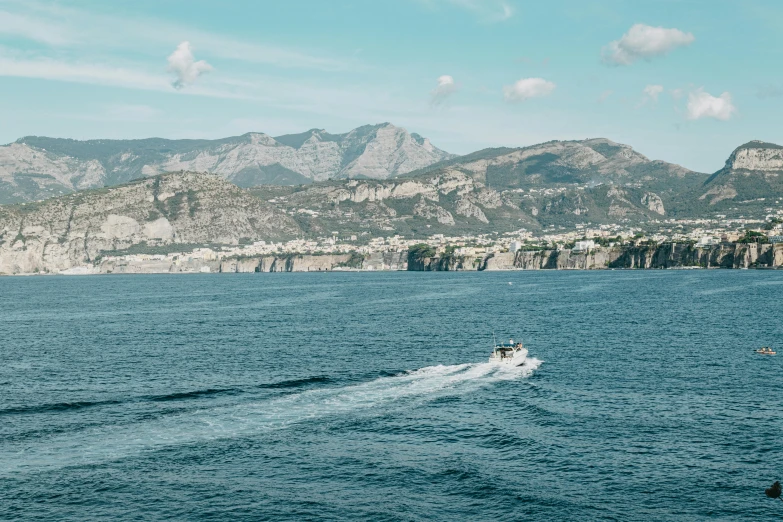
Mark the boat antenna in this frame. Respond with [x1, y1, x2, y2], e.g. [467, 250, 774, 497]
[493, 330, 497, 349]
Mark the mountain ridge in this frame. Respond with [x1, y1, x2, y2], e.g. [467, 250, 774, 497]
[2, 134, 783, 274]
[3, 130, 782, 236]
[0, 123, 455, 203]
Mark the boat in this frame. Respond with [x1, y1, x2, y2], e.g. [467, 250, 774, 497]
[755, 347, 777, 355]
[489, 338, 528, 366]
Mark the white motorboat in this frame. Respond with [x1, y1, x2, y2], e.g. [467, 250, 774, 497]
[489, 338, 528, 366]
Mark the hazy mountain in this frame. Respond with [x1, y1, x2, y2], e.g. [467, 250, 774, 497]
[257, 138, 783, 234]
[0, 123, 455, 204]
[403, 138, 707, 192]
[248, 139, 707, 236]
[393, 138, 710, 226]
[3, 133, 782, 244]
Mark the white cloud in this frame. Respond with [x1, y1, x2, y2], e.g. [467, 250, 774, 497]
[0, 10, 72, 45]
[686, 89, 736, 121]
[670, 88, 685, 100]
[0, 1, 353, 72]
[643, 84, 664, 102]
[191, 35, 350, 72]
[0, 54, 170, 91]
[503, 78, 556, 102]
[167, 41, 212, 89]
[0, 51, 253, 100]
[431, 75, 457, 105]
[602, 24, 695, 66]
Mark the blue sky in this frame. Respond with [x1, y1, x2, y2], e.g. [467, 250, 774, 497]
[1, 0, 782, 172]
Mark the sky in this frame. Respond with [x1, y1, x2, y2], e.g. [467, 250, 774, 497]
[1, 0, 783, 173]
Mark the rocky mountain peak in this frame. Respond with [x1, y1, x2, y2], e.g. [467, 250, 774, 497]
[273, 128, 338, 149]
[344, 122, 395, 139]
[579, 138, 649, 163]
[410, 133, 428, 146]
[698, 140, 783, 206]
[247, 133, 278, 146]
[725, 140, 783, 171]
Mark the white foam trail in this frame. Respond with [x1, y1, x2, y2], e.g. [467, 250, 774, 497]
[0, 359, 542, 475]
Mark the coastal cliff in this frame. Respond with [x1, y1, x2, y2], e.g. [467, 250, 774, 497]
[3, 235, 781, 275]
[409, 243, 783, 271]
[79, 242, 783, 274]
[92, 251, 409, 275]
[609, 242, 783, 269]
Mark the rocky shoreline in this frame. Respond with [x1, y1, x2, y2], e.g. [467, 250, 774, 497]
[3, 242, 782, 275]
[412, 242, 783, 271]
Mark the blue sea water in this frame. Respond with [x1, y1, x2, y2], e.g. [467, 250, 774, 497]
[1, 271, 782, 521]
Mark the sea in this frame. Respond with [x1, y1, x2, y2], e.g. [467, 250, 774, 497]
[1, 271, 782, 521]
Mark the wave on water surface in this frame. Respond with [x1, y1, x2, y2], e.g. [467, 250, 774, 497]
[1, 376, 337, 416]
[0, 399, 124, 416]
[0, 359, 542, 476]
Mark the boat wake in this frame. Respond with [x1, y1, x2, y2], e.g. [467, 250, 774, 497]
[1, 359, 542, 476]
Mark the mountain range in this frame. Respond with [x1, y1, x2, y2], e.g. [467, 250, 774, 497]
[1, 124, 782, 255]
[249, 137, 783, 237]
[0, 123, 454, 204]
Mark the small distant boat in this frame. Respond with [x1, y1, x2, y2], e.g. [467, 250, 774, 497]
[489, 337, 528, 366]
[756, 347, 776, 355]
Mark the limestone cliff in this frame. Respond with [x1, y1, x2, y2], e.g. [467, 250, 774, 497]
[94, 251, 408, 274]
[407, 243, 783, 271]
[0, 172, 300, 275]
[252, 169, 538, 237]
[609, 242, 783, 269]
[697, 141, 783, 206]
[726, 142, 783, 171]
